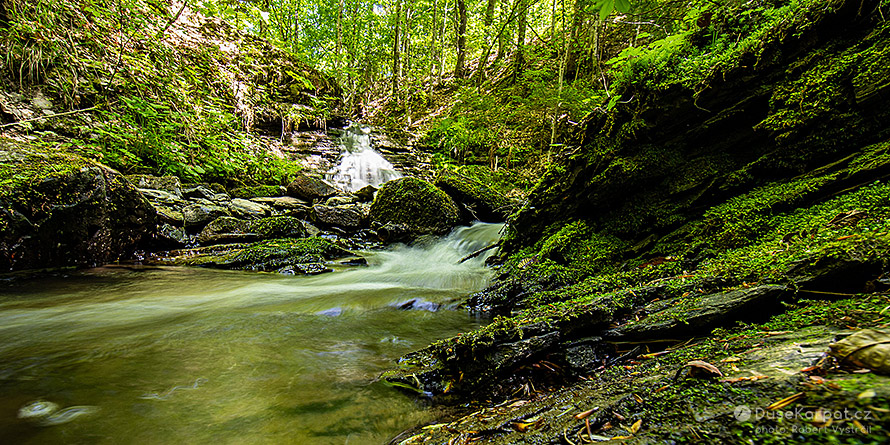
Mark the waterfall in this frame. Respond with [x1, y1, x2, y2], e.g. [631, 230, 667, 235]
[327, 124, 402, 192]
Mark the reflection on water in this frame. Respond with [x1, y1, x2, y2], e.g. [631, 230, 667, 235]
[327, 124, 401, 192]
[0, 223, 503, 444]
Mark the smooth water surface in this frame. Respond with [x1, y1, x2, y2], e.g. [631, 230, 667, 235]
[0, 223, 504, 444]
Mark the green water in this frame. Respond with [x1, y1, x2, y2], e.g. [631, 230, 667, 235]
[0, 223, 503, 444]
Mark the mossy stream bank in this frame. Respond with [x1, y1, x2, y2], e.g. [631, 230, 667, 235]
[383, 2, 890, 443]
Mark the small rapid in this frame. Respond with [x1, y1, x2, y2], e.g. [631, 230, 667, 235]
[327, 124, 402, 192]
[0, 222, 503, 444]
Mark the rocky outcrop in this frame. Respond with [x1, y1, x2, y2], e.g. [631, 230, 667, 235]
[369, 177, 460, 240]
[0, 140, 156, 271]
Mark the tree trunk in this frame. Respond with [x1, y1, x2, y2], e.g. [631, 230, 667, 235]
[514, 0, 528, 80]
[565, 0, 584, 80]
[392, 0, 402, 98]
[454, 0, 468, 78]
[438, 0, 450, 79]
[336, 0, 344, 70]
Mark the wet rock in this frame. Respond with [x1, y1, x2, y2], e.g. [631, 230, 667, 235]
[313, 204, 367, 229]
[154, 223, 191, 248]
[228, 198, 272, 218]
[317, 307, 343, 317]
[249, 196, 309, 210]
[396, 299, 441, 312]
[181, 203, 232, 229]
[183, 182, 227, 195]
[354, 185, 377, 202]
[339, 257, 368, 266]
[154, 206, 184, 225]
[0, 141, 156, 271]
[435, 169, 512, 222]
[126, 174, 182, 197]
[286, 174, 339, 201]
[151, 237, 355, 272]
[278, 263, 332, 275]
[229, 185, 286, 199]
[138, 188, 182, 204]
[196, 216, 305, 245]
[369, 177, 460, 241]
[325, 195, 358, 206]
[183, 185, 224, 201]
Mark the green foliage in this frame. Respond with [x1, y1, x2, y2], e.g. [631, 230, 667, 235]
[0, 0, 334, 187]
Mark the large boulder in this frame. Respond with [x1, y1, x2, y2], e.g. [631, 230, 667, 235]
[0, 140, 156, 271]
[369, 177, 460, 240]
[286, 174, 339, 201]
[197, 216, 306, 245]
[435, 169, 511, 222]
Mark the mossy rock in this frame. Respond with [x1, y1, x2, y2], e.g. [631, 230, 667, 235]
[229, 185, 286, 199]
[125, 174, 182, 197]
[435, 168, 512, 222]
[286, 174, 339, 201]
[196, 216, 306, 245]
[369, 177, 460, 240]
[154, 237, 354, 273]
[0, 139, 156, 271]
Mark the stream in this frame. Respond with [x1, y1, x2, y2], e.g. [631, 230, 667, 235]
[0, 222, 503, 444]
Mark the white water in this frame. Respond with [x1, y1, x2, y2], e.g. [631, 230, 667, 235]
[0, 222, 503, 444]
[327, 124, 402, 192]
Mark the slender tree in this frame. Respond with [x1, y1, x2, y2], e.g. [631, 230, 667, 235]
[454, 0, 468, 78]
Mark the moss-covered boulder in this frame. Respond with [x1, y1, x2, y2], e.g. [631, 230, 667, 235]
[0, 140, 156, 271]
[196, 216, 306, 245]
[286, 174, 339, 201]
[435, 169, 512, 222]
[369, 177, 460, 240]
[152, 237, 354, 273]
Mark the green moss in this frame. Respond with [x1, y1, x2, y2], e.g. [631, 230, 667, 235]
[434, 168, 512, 220]
[229, 185, 284, 199]
[161, 237, 352, 271]
[0, 139, 92, 208]
[369, 177, 460, 234]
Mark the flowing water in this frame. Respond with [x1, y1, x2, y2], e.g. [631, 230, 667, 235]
[0, 222, 504, 444]
[327, 124, 402, 192]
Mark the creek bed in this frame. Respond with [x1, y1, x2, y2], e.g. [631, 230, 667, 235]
[0, 223, 503, 444]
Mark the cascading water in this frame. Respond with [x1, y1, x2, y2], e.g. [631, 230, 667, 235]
[0, 222, 503, 444]
[327, 124, 402, 192]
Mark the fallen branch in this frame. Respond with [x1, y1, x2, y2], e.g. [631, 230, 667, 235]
[458, 243, 499, 264]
